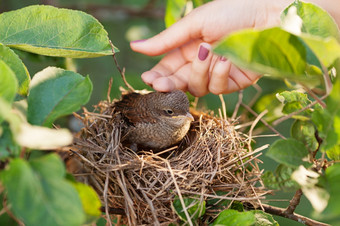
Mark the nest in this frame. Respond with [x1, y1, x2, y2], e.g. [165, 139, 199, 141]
[68, 92, 268, 225]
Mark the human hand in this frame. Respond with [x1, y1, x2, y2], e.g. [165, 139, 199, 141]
[130, 0, 289, 96]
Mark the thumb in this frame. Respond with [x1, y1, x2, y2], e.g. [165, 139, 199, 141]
[130, 13, 201, 56]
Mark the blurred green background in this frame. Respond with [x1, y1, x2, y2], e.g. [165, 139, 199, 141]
[1, 0, 315, 225]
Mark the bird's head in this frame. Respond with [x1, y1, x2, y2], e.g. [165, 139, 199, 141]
[148, 90, 194, 127]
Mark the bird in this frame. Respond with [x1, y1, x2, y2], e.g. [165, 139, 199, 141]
[114, 90, 194, 150]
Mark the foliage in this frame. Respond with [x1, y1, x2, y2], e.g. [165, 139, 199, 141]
[0, 5, 107, 225]
[170, 0, 340, 225]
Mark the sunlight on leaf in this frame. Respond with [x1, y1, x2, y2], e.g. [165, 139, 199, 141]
[16, 124, 73, 150]
[292, 166, 329, 212]
[0, 5, 117, 58]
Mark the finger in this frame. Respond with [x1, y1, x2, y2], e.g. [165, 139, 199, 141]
[208, 56, 232, 95]
[152, 63, 191, 92]
[130, 13, 202, 56]
[188, 43, 213, 97]
[227, 65, 261, 92]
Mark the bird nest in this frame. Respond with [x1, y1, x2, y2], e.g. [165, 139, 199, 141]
[68, 91, 268, 225]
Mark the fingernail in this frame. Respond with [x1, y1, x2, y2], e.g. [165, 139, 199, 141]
[198, 45, 209, 61]
[131, 39, 146, 44]
[219, 56, 227, 61]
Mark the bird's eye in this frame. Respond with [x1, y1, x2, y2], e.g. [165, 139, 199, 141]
[164, 109, 174, 115]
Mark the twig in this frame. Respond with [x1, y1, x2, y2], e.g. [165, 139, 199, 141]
[107, 78, 113, 102]
[2, 198, 24, 226]
[261, 204, 330, 226]
[219, 94, 227, 121]
[284, 189, 302, 214]
[166, 161, 193, 226]
[109, 40, 135, 92]
[241, 103, 286, 139]
[313, 130, 323, 159]
[272, 95, 327, 126]
[303, 85, 326, 108]
[232, 90, 243, 120]
[100, 206, 125, 215]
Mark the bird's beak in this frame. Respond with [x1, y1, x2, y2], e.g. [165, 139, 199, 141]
[186, 112, 194, 121]
[171, 112, 194, 121]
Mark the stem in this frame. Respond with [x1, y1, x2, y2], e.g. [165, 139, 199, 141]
[261, 204, 330, 226]
[109, 40, 135, 92]
[272, 95, 327, 126]
[241, 103, 286, 139]
[284, 189, 302, 214]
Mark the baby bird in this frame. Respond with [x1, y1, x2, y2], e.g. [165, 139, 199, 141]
[114, 90, 194, 149]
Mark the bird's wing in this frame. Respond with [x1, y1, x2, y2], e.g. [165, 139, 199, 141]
[114, 92, 158, 125]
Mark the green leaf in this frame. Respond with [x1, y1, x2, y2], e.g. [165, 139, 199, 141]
[312, 108, 339, 151]
[0, 60, 18, 103]
[262, 164, 299, 191]
[27, 67, 92, 127]
[214, 27, 321, 86]
[0, 44, 30, 96]
[266, 138, 310, 168]
[211, 209, 255, 226]
[317, 163, 340, 222]
[276, 90, 312, 115]
[0, 123, 20, 160]
[72, 182, 101, 224]
[173, 195, 206, 222]
[291, 120, 318, 151]
[301, 35, 340, 68]
[251, 210, 279, 226]
[192, 0, 211, 8]
[276, 90, 310, 105]
[0, 5, 117, 58]
[282, 1, 340, 40]
[165, 0, 187, 28]
[0, 155, 86, 226]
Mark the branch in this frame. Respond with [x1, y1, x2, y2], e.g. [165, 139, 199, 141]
[272, 95, 327, 126]
[284, 189, 302, 214]
[241, 103, 286, 139]
[261, 204, 329, 226]
[109, 40, 135, 92]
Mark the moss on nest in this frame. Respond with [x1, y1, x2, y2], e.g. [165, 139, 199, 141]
[67, 91, 268, 225]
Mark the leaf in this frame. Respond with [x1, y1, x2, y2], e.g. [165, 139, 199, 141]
[301, 35, 340, 68]
[165, 0, 189, 28]
[0, 155, 86, 226]
[214, 27, 321, 86]
[250, 210, 279, 226]
[0, 123, 20, 160]
[282, 1, 340, 40]
[173, 195, 206, 222]
[16, 123, 73, 150]
[0, 5, 117, 58]
[317, 163, 340, 222]
[0, 60, 18, 103]
[211, 209, 255, 226]
[0, 44, 30, 96]
[291, 120, 318, 151]
[262, 164, 299, 191]
[312, 108, 339, 151]
[27, 67, 92, 127]
[292, 166, 329, 213]
[266, 138, 310, 168]
[72, 182, 101, 223]
[276, 90, 313, 115]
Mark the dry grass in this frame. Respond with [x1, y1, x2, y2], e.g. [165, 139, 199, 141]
[67, 92, 268, 225]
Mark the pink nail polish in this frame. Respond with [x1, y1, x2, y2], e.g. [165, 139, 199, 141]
[198, 45, 209, 61]
[219, 56, 227, 61]
[131, 39, 146, 43]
